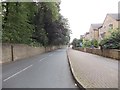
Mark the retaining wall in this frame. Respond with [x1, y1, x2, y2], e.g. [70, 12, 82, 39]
[1, 43, 64, 63]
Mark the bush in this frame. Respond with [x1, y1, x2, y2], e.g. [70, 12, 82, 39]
[83, 39, 91, 48]
[91, 39, 99, 48]
[72, 38, 83, 48]
[100, 28, 120, 49]
[82, 39, 98, 48]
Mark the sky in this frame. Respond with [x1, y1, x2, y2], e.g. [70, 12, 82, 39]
[60, 0, 119, 42]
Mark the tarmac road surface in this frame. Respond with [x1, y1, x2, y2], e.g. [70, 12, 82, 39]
[2, 48, 78, 88]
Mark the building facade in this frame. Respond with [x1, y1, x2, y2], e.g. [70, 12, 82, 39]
[84, 32, 90, 40]
[80, 13, 120, 42]
[89, 24, 102, 41]
[99, 14, 120, 41]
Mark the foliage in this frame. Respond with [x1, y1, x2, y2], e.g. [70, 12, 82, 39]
[82, 39, 98, 48]
[72, 38, 83, 48]
[83, 39, 91, 48]
[2, 2, 70, 46]
[100, 28, 120, 49]
[44, 15, 70, 45]
[2, 2, 36, 44]
[91, 39, 99, 48]
[72, 38, 99, 48]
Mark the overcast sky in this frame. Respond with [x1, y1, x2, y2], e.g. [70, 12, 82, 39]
[60, 0, 119, 42]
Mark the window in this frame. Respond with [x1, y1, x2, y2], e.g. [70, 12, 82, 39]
[109, 24, 113, 29]
[100, 32, 106, 39]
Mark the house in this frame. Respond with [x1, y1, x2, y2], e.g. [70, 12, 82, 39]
[80, 35, 85, 39]
[89, 24, 102, 41]
[84, 32, 90, 40]
[99, 13, 120, 41]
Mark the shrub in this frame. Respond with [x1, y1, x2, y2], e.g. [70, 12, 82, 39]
[100, 28, 120, 49]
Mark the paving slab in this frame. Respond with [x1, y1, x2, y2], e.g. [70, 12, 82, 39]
[67, 48, 118, 88]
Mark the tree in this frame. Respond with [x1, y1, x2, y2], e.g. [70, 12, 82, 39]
[48, 15, 70, 45]
[2, 2, 70, 47]
[32, 2, 70, 46]
[42, 2, 70, 45]
[72, 38, 80, 48]
[100, 28, 120, 49]
[2, 2, 36, 44]
[91, 39, 99, 48]
[32, 3, 48, 46]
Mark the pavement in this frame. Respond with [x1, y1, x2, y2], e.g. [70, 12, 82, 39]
[2, 48, 79, 88]
[67, 48, 118, 88]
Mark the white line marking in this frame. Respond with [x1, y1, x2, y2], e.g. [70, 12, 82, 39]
[39, 57, 47, 62]
[3, 65, 33, 82]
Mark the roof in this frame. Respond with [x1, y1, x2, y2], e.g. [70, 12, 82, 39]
[80, 35, 84, 37]
[108, 13, 120, 21]
[86, 32, 89, 35]
[91, 24, 102, 30]
[80, 35, 85, 38]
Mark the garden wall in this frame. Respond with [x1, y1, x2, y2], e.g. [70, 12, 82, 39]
[74, 47, 120, 60]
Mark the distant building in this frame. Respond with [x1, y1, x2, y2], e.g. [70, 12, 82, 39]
[80, 35, 85, 39]
[80, 13, 120, 42]
[99, 13, 120, 41]
[89, 24, 102, 40]
[84, 32, 90, 40]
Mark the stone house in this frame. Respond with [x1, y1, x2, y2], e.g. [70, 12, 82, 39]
[99, 13, 120, 41]
[89, 24, 102, 41]
[84, 32, 90, 40]
[80, 35, 85, 39]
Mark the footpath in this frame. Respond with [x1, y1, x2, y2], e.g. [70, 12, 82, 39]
[67, 48, 118, 88]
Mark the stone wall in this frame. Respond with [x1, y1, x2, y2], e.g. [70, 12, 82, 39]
[2, 43, 12, 63]
[13, 44, 45, 61]
[74, 47, 120, 60]
[1, 43, 64, 63]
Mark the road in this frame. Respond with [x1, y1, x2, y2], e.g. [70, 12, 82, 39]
[2, 48, 78, 88]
